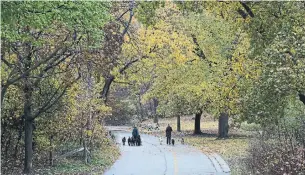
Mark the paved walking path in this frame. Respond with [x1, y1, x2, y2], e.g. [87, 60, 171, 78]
[104, 127, 230, 175]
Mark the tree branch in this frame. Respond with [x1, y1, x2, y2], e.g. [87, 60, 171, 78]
[113, 80, 134, 86]
[32, 73, 81, 119]
[121, 0, 135, 41]
[1, 57, 13, 68]
[119, 58, 139, 74]
[5, 46, 68, 88]
[33, 52, 73, 86]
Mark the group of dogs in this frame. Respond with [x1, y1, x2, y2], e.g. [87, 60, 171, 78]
[158, 137, 184, 146]
[122, 136, 142, 146]
[122, 136, 184, 146]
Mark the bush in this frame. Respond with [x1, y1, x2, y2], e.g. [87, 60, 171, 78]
[246, 139, 305, 174]
[244, 116, 305, 175]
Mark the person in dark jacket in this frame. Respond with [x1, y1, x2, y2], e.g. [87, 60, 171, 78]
[166, 124, 173, 145]
[132, 126, 139, 138]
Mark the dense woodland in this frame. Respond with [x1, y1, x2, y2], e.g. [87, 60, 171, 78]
[1, 1, 305, 174]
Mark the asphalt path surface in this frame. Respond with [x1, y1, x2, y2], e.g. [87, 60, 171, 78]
[104, 127, 230, 175]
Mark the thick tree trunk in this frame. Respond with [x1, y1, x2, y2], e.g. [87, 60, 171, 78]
[24, 119, 33, 174]
[153, 98, 158, 124]
[177, 115, 181, 132]
[218, 113, 229, 138]
[23, 64, 34, 174]
[194, 111, 202, 134]
[101, 75, 115, 103]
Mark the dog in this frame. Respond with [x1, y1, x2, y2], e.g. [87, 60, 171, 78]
[122, 137, 126, 146]
[159, 137, 163, 145]
[137, 135, 142, 146]
[181, 138, 184, 145]
[171, 138, 175, 146]
[131, 137, 135, 146]
[128, 137, 131, 146]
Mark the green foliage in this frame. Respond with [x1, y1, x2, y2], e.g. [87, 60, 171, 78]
[135, 1, 164, 27]
[1, 2, 113, 174]
[1, 1, 111, 46]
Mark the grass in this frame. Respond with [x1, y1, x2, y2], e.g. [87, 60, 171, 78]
[35, 144, 120, 175]
[141, 116, 252, 175]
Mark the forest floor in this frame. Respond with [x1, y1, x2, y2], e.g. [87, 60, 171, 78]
[140, 116, 256, 175]
[2, 142, 120, 175]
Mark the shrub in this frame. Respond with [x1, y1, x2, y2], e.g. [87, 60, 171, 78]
[245, 116, 305, 175]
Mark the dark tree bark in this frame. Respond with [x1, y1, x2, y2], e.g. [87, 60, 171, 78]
[240, 2, 254, 17]
[49, 135, 54, 166]
[23, 52, 34, 174]
[14, 120, 23, 158]
[101, 75, 115, 103]
[177, 115, 181, 132]
[298, 93, 305, 105]
[153, 98, 158, 123]
[24, 119, 33, 174]
[1, 85, 8, 104]
[218, 113, 229, 138]
[194, 111, 202, 134]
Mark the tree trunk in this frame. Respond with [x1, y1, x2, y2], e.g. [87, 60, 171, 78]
[153, 98, 158, 124]
[218, 113, 229, 138]
[1, 85, 8, 104]
[101, 75, 115, 103]
[5, 133, 12, 158]
[14, 126, 23, 158]
[83, 139, 88, 164]
[153, 115, 159, 124]
[137, 94, 145, 120]
[24, 119, 33, 174]
[177, 115, 181, 132]
[23, 66, 34, 174]
[49, 136, 54, 166]
[194, 111, 202, 134]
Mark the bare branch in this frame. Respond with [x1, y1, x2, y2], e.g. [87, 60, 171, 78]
[32, 73, 81, 119]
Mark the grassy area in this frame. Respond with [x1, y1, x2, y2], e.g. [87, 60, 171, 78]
[42, 145, 120, 175]
[2, 143, 120, 175]
[141, 116, 252, 175]
[21, 143, 120, 175]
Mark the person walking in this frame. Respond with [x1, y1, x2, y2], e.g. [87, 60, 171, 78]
[132, 126, 139, 138]
[166, 124, 173, 145]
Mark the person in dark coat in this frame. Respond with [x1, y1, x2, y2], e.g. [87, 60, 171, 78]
[132, 126, 139, 139]
[166, 124, 173, 145]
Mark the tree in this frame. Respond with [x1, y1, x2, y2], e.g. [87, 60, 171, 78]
[1, 2, 111, 173]
[136, 3, 255, 135]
